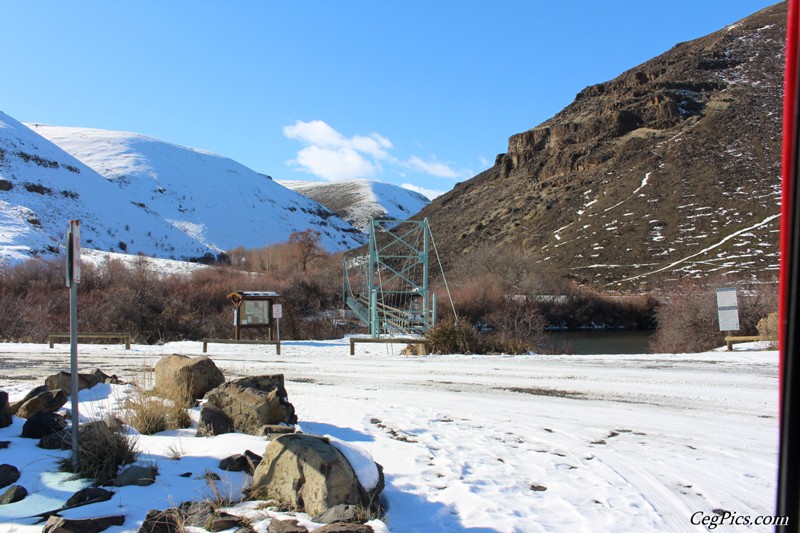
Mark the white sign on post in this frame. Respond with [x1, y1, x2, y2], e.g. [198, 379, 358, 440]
[65, 220, 81, 287]
[716, 287, 740, 332]
[272, 304, 283, 319]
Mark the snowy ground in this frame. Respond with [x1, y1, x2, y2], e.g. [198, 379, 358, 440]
[0, 338, 780, 532]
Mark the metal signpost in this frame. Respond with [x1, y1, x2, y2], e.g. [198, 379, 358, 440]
[716, 287, 740, 332]
[66, 220, 81, 468]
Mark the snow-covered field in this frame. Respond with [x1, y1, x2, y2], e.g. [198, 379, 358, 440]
[0, 339, 779, 532]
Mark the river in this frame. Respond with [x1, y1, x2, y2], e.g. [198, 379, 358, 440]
[541, 329, 654, 354]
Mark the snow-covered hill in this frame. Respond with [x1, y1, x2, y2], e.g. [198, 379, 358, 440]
[279, 179, 430, 232]
[0, 112, 213, 263]
[29, 123, 365, 256]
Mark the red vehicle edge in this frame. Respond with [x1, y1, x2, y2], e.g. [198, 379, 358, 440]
[779, 0, 800, 523]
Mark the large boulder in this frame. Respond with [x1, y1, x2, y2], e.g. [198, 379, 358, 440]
[249, 434, 382, 517]
[0, 392, 11, 428]
[15, 388, 68, 419]
[155, 355, 224, 401]
[203, 375, 296, 435]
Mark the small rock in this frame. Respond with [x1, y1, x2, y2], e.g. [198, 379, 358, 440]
[16, 388, 68, 419]
[8, 385, 49, 415]
[268, 518, 309, 533]
[42, 514, 125, 533]
[219, 453, 259, 475]
[0, 485, 27, 504]
[0, 442, 9, 450]
[0, 464, 21, 489]
[209, 513, 242, 532]
[313, 504, 359, 524]
[0, 391, 11, 428]
[197, 405, 234, 437]
[178, 472, 192, 478]
[21, 412, 68, 439]
[66, 487, 114, 507]
[530, 484, 547, 492]
[315, 524, 373, 533]
[112, 465, 157, 487]
[261, 424, 296, 437]
[179, 500, 214, 528]
[139, 508, 186, 533]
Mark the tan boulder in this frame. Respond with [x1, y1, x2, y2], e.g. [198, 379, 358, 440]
[249, 434, 382, 517]
[203, 375, 296, 435]
[15, 389, 68, 419]
[154, 355, 224, 402]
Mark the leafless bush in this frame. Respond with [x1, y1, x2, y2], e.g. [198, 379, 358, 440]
[650, 278, 778, 353]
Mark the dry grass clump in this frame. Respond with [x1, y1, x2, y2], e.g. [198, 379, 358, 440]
[757, 311, 779, 348]
[125, 396, 192, 435]
[59, 419, 138, 485]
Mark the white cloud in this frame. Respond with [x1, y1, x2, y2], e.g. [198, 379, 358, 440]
[405, 156, 460, 179]
[283, 120, 460, 185]
[401, 183, 445, 200]
[294, 145, 378, 181]
[284, 120, 392, 181]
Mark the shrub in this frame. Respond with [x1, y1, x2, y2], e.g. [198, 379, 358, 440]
[60, 419, 138, 485]
[757, 311, 779, 347]
[426, 320, 485, 354]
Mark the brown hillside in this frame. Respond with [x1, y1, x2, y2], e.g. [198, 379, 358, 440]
[419, 2, 785, 290]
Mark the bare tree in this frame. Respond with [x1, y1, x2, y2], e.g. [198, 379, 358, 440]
[289, 229, 323, 272]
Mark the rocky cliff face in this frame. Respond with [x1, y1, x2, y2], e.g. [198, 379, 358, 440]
[419, 2, 785, 289]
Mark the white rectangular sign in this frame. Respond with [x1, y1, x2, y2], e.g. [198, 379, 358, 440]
[716, 287, 740, 331]
[66, 220, 81, 287]
[272, 304, 283, 319]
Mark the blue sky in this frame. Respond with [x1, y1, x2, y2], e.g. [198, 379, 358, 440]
[1, 1, 779, 199]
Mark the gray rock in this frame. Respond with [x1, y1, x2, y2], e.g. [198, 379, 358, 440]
[267, 519, 308, 533]
[313, 504, 359, 524]
[112, 465, 157, 487]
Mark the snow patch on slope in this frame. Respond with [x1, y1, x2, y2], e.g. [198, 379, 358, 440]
[279, 179, 430, 232]
[29, 123, 365, 252]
